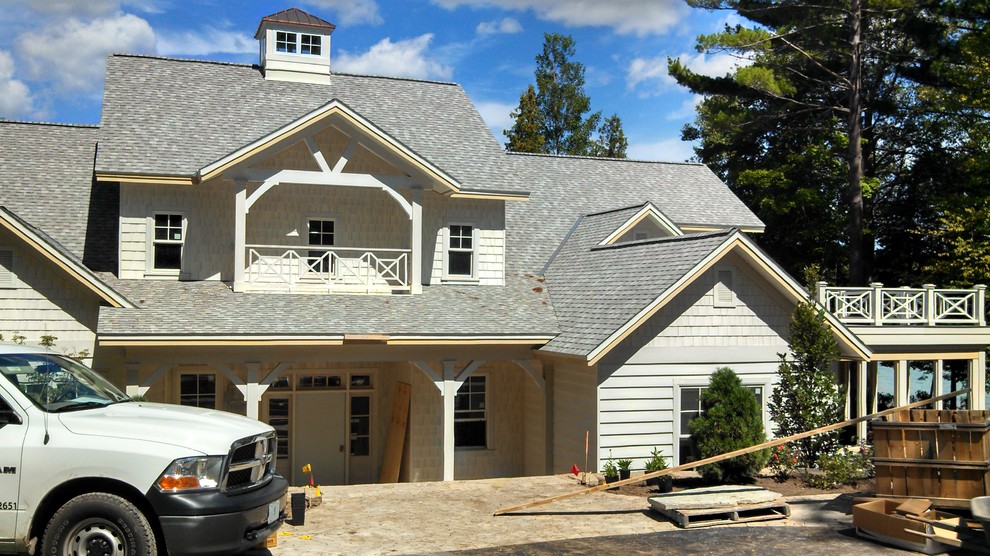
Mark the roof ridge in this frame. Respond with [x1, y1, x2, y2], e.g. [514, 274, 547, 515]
[505, 150, 703, 166]
[108, 54, 460, 87]
[585, 202, 650, 218]
[0, 120, 99, 129]
[589, 228, 733, 252]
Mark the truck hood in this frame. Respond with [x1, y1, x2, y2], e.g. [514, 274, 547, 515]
[58, 402, 272, 455]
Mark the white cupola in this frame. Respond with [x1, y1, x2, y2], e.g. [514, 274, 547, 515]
[255, 8, 335, 84]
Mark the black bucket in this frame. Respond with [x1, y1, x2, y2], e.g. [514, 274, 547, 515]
[289, 492, 306, 526]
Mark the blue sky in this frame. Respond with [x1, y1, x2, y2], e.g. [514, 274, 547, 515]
[0, 0, 747, 162]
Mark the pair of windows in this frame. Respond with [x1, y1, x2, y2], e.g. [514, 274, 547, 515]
[275, 31, 322, 56]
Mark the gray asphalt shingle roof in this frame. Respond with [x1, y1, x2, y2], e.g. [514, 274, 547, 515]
[0, 121, 118, 271]
[503, 153, 763, 274]
[96, 55, 507, 191]
[541, 209, 734, 357]
[96, 273, 557, 338]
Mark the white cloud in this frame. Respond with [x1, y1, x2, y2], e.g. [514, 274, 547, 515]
[627, 136, 696, 163]
[16, 14, 156, 93]
[334, 34, 452, 80]
[476, 17, 522, 36]
[627, 52, 750, 97]
[300, 0, 383, 26]
[475, 100, 517, 143]
[157, 29, 254, 56]
[0, 50, 38, 119]
[433, 0, 688, 36]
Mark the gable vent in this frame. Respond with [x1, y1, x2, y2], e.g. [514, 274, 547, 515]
[0, 250, 13, 287]
[714, 269, 734, 308]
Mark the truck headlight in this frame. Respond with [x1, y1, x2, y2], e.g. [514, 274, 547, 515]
[156, 456, 224, 492]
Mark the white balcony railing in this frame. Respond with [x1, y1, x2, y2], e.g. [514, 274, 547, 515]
[818, 282, 987, 326]
[246, 244, 410, 294]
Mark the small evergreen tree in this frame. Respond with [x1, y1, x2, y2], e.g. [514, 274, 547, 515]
[590, 114, 628, 158]
[504, 85, 545, 153]
[769, 265, 844, 466]
[690, 367, 769, 483]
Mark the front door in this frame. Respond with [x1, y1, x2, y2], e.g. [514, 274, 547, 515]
[293, 392, 347, 486]
[0, 390, 26, 546]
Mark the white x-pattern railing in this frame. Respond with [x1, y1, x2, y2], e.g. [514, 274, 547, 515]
[819, 282, 986, 326]
[246, 245, 410, 293]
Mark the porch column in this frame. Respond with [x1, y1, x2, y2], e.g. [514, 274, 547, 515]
[973, 353, 987, 410]
[233, 180, 247, 292]
[894, 360, 909, 407]
[856, 361, 868, 441]
[244, 362, 264, 421]
[441, 361, 458, 481]
[410, 188, 423, 294]
[125, 362, 141, 398]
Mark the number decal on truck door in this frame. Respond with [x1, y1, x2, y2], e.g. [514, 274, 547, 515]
[0, 502, 15, 510]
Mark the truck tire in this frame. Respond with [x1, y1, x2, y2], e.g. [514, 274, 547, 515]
[41, 492, 157, 556]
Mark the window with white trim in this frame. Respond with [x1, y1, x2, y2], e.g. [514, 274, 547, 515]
[677, 384, 763, 464]
[179, 373, 216, 409]
[446, 224, 475, 278]
[0, 249, 13, 287]
[152, 214, 184, 271]
[307, 219, 334, 274]
[454, 375, 486, 448]
[275, 31, 322, 56]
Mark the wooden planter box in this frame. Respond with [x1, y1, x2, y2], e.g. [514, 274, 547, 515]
[872, 410, 990, 508]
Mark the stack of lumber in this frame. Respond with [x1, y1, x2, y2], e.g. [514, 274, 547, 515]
[853, 497, 988, 554]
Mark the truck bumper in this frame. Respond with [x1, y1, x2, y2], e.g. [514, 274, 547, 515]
[150, 475, 288, 556]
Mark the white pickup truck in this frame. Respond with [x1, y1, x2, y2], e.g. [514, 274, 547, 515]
[0, 344, 288, 556]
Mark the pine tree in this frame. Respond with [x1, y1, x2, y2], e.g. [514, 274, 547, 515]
[504, 85, 545, 153]
[591, 114, 628, 158]
[768, 266, 843, 466]
[690, 367, 769, 483]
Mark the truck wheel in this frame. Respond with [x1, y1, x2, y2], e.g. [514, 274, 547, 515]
[42, 492, 157, 556]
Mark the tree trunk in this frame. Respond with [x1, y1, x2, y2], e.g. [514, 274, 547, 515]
[846, 0, 866, 285]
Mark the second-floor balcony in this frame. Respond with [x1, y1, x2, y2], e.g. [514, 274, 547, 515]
[819, 282, 987, 326]
[244, 245, 410, 294]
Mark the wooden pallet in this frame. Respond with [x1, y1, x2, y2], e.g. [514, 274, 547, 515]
[651, 501, 790, 529]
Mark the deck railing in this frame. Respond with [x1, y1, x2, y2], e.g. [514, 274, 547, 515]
[246, 244, 410, 293]
[818, 282, 986, 326]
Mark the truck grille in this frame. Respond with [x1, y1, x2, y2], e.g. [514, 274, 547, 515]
[223, 432, 277, 494]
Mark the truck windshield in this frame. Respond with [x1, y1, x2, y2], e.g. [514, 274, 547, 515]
[0, 353, 130, 412]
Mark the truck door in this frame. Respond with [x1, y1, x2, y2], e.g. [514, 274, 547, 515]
[0, 390, 26, 544]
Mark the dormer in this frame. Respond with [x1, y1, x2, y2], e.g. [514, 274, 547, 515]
[599, 202, 684, 245]
[255, 8, 335, 84]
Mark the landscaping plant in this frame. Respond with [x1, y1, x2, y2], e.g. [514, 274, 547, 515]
[769, 266, 844, 467]
[690, 367, 769, 483]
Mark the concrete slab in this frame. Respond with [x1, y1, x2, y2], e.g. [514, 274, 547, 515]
[648, 485, 782, 510]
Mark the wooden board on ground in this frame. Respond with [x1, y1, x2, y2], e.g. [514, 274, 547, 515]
[649, 499, 790, 529]
[378, 382, 410, 483]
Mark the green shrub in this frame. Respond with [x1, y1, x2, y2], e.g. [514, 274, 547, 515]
[768, 443, 801, 482]
[690, 367, 770, 483]
[805, 446, 870, 489]
[644, 447, 668, 473]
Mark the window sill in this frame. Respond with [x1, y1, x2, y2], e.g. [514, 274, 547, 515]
[442, 276, 480, 285]
[144, 270, 181, 279]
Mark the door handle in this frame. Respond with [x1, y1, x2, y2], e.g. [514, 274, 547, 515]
[340, 445, 344, 453]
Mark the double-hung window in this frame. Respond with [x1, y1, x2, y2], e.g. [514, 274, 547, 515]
[454, 375, 486, 448]
[307, 219, 334, 274]
[446, 224, 475, 279]
[677, 384, 763, 464]
[180, 373, 216, 409]
[152, 213, 183, 272]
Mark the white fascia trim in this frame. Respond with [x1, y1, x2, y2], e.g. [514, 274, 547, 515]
[599, 202, 683, 245]
[585, 231, 871, 365]
[198, 100, 463, 192]
[0, 210, 133, 308]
